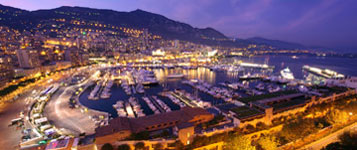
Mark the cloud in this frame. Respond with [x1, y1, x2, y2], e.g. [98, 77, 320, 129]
[284, 0, 339, 31]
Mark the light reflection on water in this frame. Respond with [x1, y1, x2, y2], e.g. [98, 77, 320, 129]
[79, 55, 357, 117]
[154, 67, 216, 84]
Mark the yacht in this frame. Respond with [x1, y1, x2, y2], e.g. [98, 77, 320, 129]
[255, 83, 265, 91]
[268, 86, 281, 93]
[167, 74, 185, 78]
[136, 84, 145, 94]
[280, 67, 295, 80]
[303, 65, 344, 79]
[152, 96, 171, 112]
[88, 81, 101, 100]
[142, 97, 160, 114]
[125, 102, 135, 118]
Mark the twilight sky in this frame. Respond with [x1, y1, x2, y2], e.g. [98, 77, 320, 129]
[1, 0, 357, 50]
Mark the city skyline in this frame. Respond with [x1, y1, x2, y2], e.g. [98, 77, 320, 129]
[1, 0, 357, 51]
[0, 1, 357, 150]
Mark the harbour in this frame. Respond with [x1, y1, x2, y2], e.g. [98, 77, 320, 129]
[79, 55, 357, 118]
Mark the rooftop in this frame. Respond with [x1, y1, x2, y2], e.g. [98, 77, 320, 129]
[95, 107, 213, 137]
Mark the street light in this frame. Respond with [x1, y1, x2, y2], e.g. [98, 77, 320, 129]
[349, 112, 353, 116]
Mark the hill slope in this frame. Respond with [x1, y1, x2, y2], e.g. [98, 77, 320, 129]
[0, 4, 308, 49]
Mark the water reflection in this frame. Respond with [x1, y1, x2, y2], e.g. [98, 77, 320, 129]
[153, 67, 216, 84]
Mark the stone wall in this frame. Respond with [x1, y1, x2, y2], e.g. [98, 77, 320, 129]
[238, 89, 357, 128]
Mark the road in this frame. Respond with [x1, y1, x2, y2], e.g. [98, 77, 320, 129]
[299, 122, 357, 150]
[0, 68, 83, 149]
[0, 87, 40, 150]
[43, 74, 105, 136]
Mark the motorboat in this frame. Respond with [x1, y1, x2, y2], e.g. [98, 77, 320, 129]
[280, 67, 295, 80]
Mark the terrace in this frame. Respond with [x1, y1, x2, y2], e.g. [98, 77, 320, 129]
[311, 85, 349, 96]
[217, 104, 263, 120]
[230, 106, 263, 119]
[270, 96, 308, 113]
[237, 90, 298, 104]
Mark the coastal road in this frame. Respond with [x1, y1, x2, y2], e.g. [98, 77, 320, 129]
[43, 85, 97, 136]
[0, 87, 40, 150]
[43, 74, 103, 136]
[299, 122, 357, 150]
[0, 68, 89, 149]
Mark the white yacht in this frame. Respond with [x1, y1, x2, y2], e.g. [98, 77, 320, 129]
[280, 67, 295, 80]
[167, 74, 185, 78]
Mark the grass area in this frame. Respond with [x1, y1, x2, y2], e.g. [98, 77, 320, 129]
[238, 90, 298, 104]
[230, 106, 262, 118]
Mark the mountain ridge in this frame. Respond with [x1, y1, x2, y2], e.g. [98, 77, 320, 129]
[0, 4, 309, 49]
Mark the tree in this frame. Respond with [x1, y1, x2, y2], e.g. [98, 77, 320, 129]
[117, 144, 130, 150]
[338, 131, 357, 147]
[134, 142, 145, 150]
[325, 109, 348, 125]
[153, 143, 164, 150]
[322, 142, 344, 150]
[257, 136, 279, 150]
[256, 122, 268, 130]
[130, 131, 150, 140]
[244, 124, 256, 133]
[225, 135, 256, 150]
[280, 119, 318, 142]
[101, 143, 114, 150]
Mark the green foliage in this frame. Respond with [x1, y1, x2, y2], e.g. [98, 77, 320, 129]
[280, 118, 318, 142]
[244, 124, 256, 133]
[134, 142, 145, 150]
[321, 142, 344, 150]
[189, 131, 232, 149]
[129, 131, 150, 140]
[255, 122, 268, 131]
[338, 131, 357, 147]
[322, 131, 357, 150]
[153, 143, 164, 150]
[101, 143, 114, 150]
[117, 144, 130, 150]
[325, 109, 349, 125]
[257, 136, 279, 150]
[224, 134, 256, 150]
[0, 78, 37, 97]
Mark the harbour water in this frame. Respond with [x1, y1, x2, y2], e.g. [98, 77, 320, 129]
[79, 55, 357, 117]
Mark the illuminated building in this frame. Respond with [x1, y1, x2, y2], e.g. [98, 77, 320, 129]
[65, 47, 89, 66]
[16, 49, 41, 69]
[95, 107, 214, 144]
[152, 48, 165, 56]
[0, 55, 14, 88]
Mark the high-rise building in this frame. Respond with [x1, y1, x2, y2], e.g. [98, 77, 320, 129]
[65, 47, 89, 66]
[0, 55, 14, 88]
[16, 49, 41, 69]
[141, 29, 149, 50]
